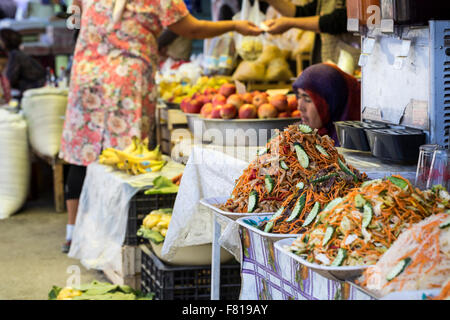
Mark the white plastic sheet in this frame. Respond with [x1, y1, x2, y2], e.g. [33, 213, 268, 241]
[0, 109, 30, 219]
[68, 159, 185, 271]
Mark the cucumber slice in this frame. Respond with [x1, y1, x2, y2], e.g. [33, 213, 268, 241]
[286, 194, 307, 222]
[303, 234, 309, 243]
[302, 202, 321, 227]
[248, 191, 258, 213]
[265, 175, 275, 194]
[315, 145, 329, 158]
[311, 173, 338, 184]
[294, 143, 309, 168]
[386, 258, 412, 281]
[361, 179, 382, 188]
[296, 182, 305, 190]
[388, 176, 409, 190]
[331, 249, 347, 267]
[324, 197, 343, 212]
[439, 219, 450, 229]
[257, 148, 268, 156]
[338, 158, 358, 182]
[298, 124, 313, 133]
[355, 194, 366, 208]
[362, 203, 373, 229]
[322, 226, 334, 247]
[280, 160, 289, 170]
[263, 207, 285, 233]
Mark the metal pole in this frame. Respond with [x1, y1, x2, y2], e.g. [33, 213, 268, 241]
[211, 214, 221, 300]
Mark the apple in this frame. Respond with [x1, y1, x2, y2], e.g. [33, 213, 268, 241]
[252, 93, 269, 108]
[270, 94, 288, 113]
[226, 94, 244, 109]
[287, 95, 298, 112]
[291, 110, 302, 118]
[218, 83, 236, 98]
[278, 112, 291, 118]
[203, 87, 218, 95]
[184, 98, 203, 114]
[180, 97, 191, 113]
[257, 103, 278, 119]
[220, 103, 238, 119]
[212, 94, 227, 107]
[240, 92, 254, 104]
[239, 104, 258, 119]
[209, 105, 223, 119]
[200, 102, 214, 118]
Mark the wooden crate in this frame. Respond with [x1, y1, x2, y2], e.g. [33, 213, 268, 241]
[103, 245, 142, 290]
[103, 269, 141, 291]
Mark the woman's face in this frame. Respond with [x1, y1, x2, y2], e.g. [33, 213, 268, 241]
[297, 88, 322, 129]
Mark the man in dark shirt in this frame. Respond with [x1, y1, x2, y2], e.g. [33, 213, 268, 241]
[0, 0, 17, 20]
[263, 0, 359, 65]
[0, 29, 46, 95]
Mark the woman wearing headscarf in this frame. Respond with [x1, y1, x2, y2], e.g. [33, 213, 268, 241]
[60, 0, 262, 253]
[293, 63, 360, 145]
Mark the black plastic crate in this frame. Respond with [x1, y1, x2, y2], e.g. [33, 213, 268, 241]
[140, 245, 241, 300]
[124, 191, 178, 246]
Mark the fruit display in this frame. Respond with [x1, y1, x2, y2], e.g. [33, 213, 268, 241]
[158, 76, 231, 105]
[49, 281, 153, 300]
[181, 83, 301, 120]
[98, 137, 166, 175]
[137, 209, 173, 244]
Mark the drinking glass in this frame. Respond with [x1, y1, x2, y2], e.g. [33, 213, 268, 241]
[415, 144, 440, 190]
[426, 148, 450, 191]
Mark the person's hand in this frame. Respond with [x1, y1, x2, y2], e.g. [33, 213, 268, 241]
[265, 17, 294, 34]
[234, 21, 263, 36]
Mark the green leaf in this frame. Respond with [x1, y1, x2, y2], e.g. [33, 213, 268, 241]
[48, 286, 62, 300]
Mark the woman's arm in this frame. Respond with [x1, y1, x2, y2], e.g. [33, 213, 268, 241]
[168, 14, 262, 39]
[265, 16, 320, 34]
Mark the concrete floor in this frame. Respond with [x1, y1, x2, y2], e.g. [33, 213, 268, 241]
[0, 193, 108, 300]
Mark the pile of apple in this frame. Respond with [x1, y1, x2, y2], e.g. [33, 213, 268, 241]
[180, 83, 301, 120]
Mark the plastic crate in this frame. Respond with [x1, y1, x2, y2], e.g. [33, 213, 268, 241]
[140, 245, 241, 300]
[124, 191, 178, 246]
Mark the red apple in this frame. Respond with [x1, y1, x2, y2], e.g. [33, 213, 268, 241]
[185, 98, 203, 114]
[209, 105, 223, 119]
[270, 94, 288, 113]
[226, 94, 244, 109]
[287, 95, 298, 112]
[291, 110, 302, 118]
[218, 83, 236, 98]
[239, 104, 258, 119]
[180, 97, 191, 113]
[278, 112, 291, 118]
[240, 93, 254, 104]
[212, 94, 227, 107]
[220, 103, 238, 119]
[203, 87, 218, 95]
[252, 93, 269, 108]
[257, 103, 278, 119]
[200, 103, 214, 118]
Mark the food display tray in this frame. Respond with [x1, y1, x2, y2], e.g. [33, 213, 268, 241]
[236, 215, 299, 242]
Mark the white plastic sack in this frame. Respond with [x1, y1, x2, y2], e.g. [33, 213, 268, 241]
[21, 87, 68, 158]
[0, 109, 30, 219]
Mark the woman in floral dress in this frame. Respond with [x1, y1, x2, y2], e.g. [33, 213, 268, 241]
[60, 0, 261, 252]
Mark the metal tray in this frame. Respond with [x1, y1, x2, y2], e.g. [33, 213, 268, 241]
[235, 215, 299, 241]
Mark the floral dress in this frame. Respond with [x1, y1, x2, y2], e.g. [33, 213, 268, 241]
[60, 0, 188, 166]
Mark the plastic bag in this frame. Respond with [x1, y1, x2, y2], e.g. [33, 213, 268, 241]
[0, 109, 30, 219]
[265, 57, 294, 82]
[233, 0, 265, 61]
[232, 60, 266, 82]
[203, 33, 237, 76]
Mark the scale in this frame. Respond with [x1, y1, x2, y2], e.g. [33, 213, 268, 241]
[344, 1, 450, 164]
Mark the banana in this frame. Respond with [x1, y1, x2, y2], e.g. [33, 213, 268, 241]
[123, 136, 138, 154]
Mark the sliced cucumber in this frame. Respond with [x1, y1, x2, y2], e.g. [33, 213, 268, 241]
[315, 145, 329, 158]
[388, 176, 409, 190]
[302, 202, 321, 227]
[303, 234, 309, 243]
[439, 219, 450, 229]
[298, 124, 313, 134]
[286, 194, 307, 222]
[386, 257, 412, 281]
[362, 203, 373, 229]
[322, 226, 334, 247]
[248, 191, 258, 213]
[257, 148, 268, 156]
[280, 160, 289, 170]
[338, 158, 358, 182]
[296, 182, 305, 190]
[263, 207, 285, 233]
[331, 248, 347, 267]
[361, 179, 382, 189]
[324, 197, 343, 212]
[263, 221, 274, 233]
[311, 173, 338, 184]
[355, 194, 366, 208]
[265, 175, 275, 194]
[294, 143, 309, 168]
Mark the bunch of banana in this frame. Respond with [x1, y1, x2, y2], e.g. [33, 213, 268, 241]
[99, 137, 166, 175]
[142, 209, 172, 238]
[57, 287, 82, 300]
